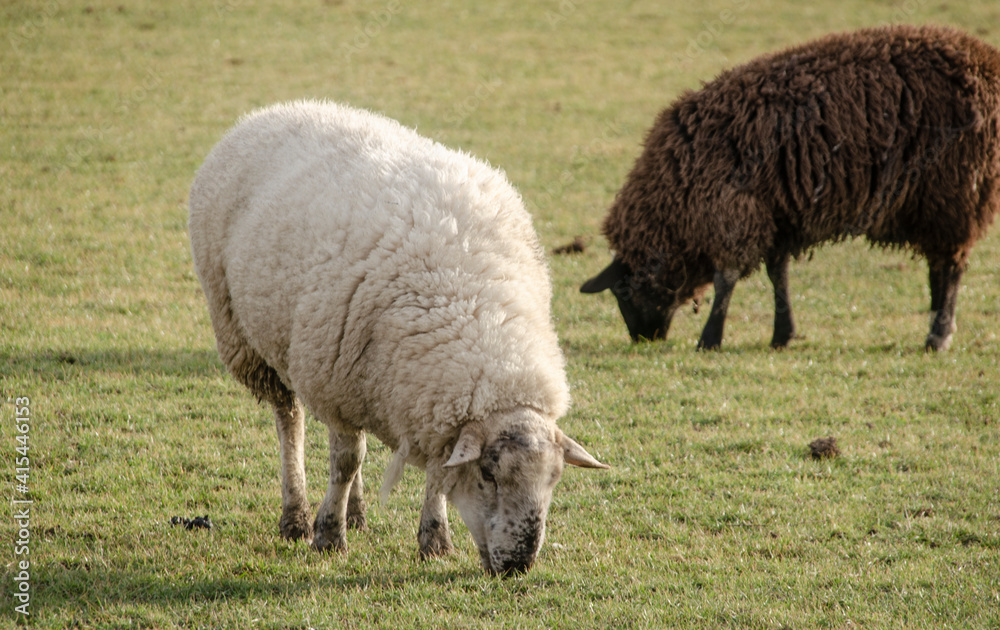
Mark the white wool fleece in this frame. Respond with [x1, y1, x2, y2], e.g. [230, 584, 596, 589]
[189, 100, 570, 478]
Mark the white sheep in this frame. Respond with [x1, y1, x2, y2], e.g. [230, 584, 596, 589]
[188, 100, 608, 575]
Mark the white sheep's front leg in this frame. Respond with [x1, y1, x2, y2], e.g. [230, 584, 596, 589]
[312, 427, 366, 552]
[417, 475, 453, 559]
[274, 398, 313, 541]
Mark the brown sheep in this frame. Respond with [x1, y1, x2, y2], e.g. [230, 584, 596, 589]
[582, 24, 1000, 351]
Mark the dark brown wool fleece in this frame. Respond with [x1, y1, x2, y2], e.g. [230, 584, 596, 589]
[603, 24, 1000, 285]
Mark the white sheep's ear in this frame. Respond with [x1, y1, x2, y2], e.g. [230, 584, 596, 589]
[557, 430, 610, 469]
[444, 424, 484, 468]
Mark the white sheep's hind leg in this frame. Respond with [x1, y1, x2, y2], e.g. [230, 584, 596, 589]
[275, 398, 313, 541]
[312, 427, 366, 552]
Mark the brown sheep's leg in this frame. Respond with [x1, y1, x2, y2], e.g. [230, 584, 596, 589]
[697, 269, 740, 350]
[925, 259, 963, 352]
[418, 481, 453, 559]
[928, 263, 947, 313]
[766, 251, 797, 349]
[312, 427, 366, 552]
[275, 398, 314, 541]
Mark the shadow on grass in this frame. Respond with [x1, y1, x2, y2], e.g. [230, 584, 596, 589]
[1, 561, 511, 624]
[563, 335, 780, 363]
[0, 347, 225, 380]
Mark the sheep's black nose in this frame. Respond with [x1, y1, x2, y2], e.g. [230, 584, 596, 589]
[488, 527, 542, 577]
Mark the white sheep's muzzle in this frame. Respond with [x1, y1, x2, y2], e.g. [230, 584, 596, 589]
[443, 409, 609, 576]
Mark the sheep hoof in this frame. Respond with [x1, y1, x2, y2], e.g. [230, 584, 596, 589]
[311, 538, 347, 553]
[696, 339, 722, 351]
[311, 530, 348, 553]
[279, 507, 314, 542]
[924, 333, 953, 352]
[418, 539, 454, 560]
[346, 494, 367, 530]
[926, 314, 956, 351]
[769, 336, 794, 350]
[346, 512, 367, 531]
[418, 519, 454, 559]
[311, 514, 348, 552]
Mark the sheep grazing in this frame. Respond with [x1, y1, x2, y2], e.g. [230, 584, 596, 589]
[582, 25, 1000, 351]
[189, 100, 608, 576]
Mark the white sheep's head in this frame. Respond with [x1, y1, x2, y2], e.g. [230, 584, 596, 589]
[444, 408, 609, 576]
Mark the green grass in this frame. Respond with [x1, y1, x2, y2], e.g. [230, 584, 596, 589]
[3, 0, 999, 627]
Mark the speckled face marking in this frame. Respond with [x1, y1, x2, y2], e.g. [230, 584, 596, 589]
[444, 409, 609, 576]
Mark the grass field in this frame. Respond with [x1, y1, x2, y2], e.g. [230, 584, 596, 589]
[2, 0, 999, 628]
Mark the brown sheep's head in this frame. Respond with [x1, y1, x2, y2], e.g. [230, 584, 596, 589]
[444, 409, 608, 576]
[580, 257, 711, 342]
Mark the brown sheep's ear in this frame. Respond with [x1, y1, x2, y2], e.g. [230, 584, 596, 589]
[580, 258, 628, 294]
[444, 423, 485, 467]
[557, 430, 610, 469]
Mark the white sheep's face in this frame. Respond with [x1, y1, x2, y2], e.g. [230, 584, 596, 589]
[444, 409, 609, 576]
